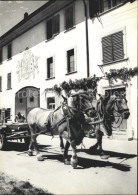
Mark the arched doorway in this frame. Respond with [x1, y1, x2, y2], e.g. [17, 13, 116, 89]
[15, 87, 40, 119]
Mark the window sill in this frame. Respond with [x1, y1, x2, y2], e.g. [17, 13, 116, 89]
[65, 71, 77, 75]
[46, 77, 55, 81]
[7, 88, 12, 90]
[98, 58, 129, 67]
[64, 26, 76, 33]
[7, 58, 12, 61]
[45, 36, 55, 43]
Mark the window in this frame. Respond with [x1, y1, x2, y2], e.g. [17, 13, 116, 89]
[47, 57, 54, 79]
[46, 15, 60, 40]
[65, 6, 74, 30]
[19, 98, 23, 103]
[5, 108, 11, 121]
[30, 96, 34, 102]
[0, 48, 3, 63]
[7, 73, 12, 89]
[67, 49, 75, 73]
[99, 0, 124, 13]
[102, 31, 124, 63]
[47, 97, 55, 109]
[7, 43, 12, 59]
[0, 77, 2, 91]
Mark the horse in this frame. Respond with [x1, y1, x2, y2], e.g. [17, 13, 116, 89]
[27, 90, 95, 168]
[88, 93, 130, 157]
[60, 93, 130, 159]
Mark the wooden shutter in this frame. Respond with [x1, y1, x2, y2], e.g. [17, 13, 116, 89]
[102, 35, 113, 63]
[46, 19, 53, 40]
[8, 44, 12, 59]
[112, 31, 124, 61]
[102, 31, 124, 63]
[53, 15, 60, 35]
[65, 6, 73, 30]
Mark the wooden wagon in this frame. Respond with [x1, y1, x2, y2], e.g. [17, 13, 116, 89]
[0, 122, 30, 150]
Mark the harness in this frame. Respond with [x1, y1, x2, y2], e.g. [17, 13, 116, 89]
[47, 101, 84, 143]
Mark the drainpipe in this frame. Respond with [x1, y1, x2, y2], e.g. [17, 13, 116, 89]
[83, 0, 90, 78]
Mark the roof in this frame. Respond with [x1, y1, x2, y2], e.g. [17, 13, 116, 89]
[0, 0, 74, 47]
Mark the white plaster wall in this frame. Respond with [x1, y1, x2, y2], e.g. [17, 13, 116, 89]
[88, 1, 137, 139]
[0, 0, 87, 121]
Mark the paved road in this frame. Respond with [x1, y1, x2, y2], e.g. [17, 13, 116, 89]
[0, 135, 137, 194]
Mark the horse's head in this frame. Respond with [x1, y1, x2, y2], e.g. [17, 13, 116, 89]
[68, 90, 94, 117]
[106, 94, 130, 119]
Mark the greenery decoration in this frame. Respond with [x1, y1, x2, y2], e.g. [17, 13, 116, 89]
[45, 67, 138, 95]
[105, 67, 138, 84]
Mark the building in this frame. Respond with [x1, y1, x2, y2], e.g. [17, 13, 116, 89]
[0, 0, 137, 140]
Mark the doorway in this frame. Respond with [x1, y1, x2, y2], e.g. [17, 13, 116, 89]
[105, 87, 127, 132]
[15, 87, 40, 119]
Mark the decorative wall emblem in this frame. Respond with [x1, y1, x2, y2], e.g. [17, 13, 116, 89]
[16, 50, 39, 81]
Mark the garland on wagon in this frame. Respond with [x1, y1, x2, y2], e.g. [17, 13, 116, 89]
[45, 67, 138, 95]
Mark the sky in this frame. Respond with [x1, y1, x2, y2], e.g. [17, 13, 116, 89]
[0, 1, 47, 37]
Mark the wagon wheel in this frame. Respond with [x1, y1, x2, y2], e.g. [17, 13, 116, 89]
[0, 133, 7, 150]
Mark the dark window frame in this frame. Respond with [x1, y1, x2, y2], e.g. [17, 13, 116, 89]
[47, 97, 55, 110]
[102, 31, 124, 64]
[7, 43, 12, 59]
[47, 57, 54, 79]
[65, 5, 74, 30]
[67, 48, 75, 73]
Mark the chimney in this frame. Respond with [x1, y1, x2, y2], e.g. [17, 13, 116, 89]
[24, 12, 28, 19]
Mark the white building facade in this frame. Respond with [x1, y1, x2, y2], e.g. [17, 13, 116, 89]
[0, 0, 137, 140]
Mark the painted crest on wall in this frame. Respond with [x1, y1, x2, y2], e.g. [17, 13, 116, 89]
[16, 50, 39, 81]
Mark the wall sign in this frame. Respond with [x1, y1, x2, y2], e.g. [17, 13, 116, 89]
[16, 50, 39, 81]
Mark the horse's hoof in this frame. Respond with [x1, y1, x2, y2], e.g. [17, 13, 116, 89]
[71, 157, 78, 168]
[64, 159, 70, 165]
[27, 150, 33, 156]
[37, 154, 44, 161]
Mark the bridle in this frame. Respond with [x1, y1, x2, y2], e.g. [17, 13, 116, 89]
[105, 97, 129, 129]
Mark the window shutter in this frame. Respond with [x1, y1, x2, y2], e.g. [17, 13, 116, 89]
[53, 15, 60, 35]
[102, 35, 113, 63]
[65, 6, 73, 30]
[8, 44, 12, 59]
[112, 31, 124, 61]
[46, 19, 53, 40]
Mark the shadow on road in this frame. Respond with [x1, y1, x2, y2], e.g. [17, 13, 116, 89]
[3, 142, 137, 172]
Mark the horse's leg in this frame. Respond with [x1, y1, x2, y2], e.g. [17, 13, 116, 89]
[59, 135, 64, 152]
[70, 141, 78, 168]
[27, 139, 34, 156]
[63, 141, 70, 165]
[28, 125, 44, 161]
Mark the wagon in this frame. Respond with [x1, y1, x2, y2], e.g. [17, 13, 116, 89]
[0, 122, 31, 150]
